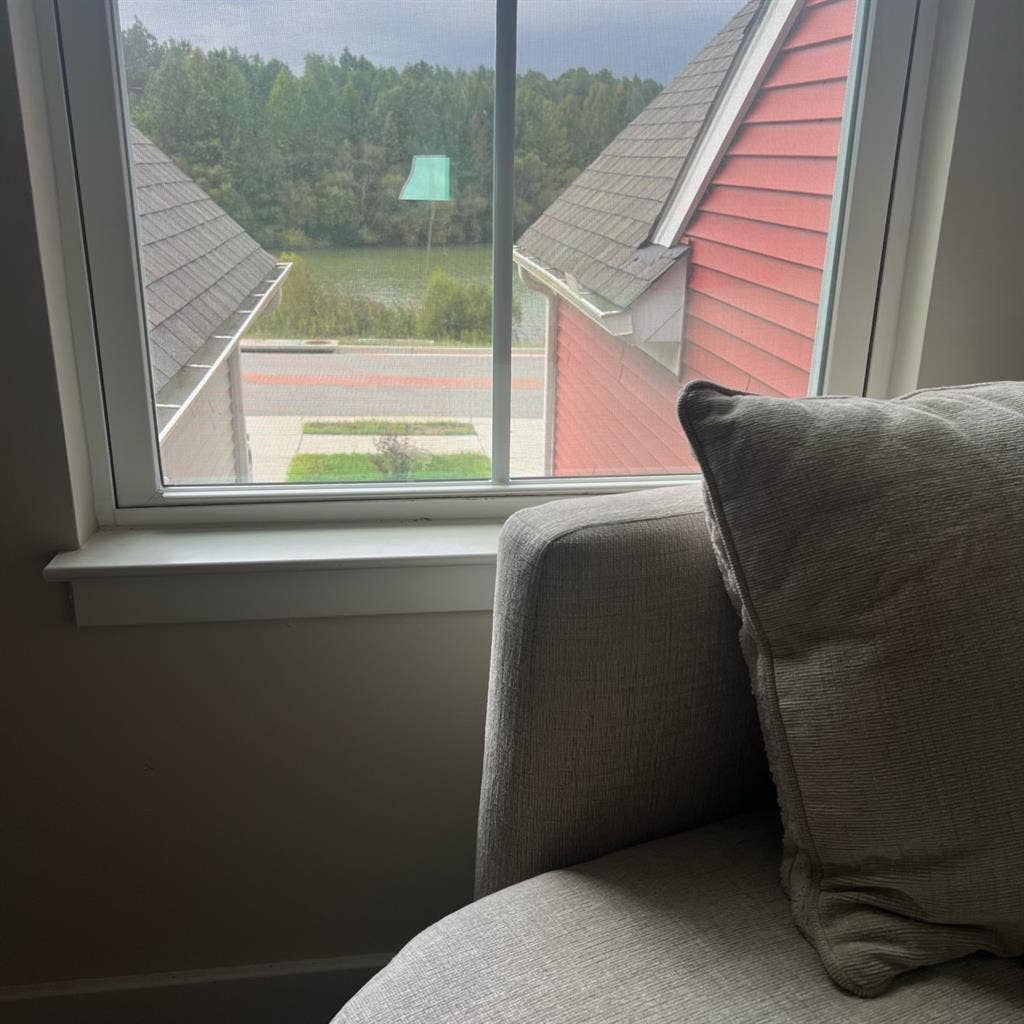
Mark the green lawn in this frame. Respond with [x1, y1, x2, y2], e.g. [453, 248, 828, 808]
[302, 419, 476, 437]
[287, 451, 491, 483]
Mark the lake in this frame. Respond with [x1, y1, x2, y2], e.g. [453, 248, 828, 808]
[300, 244, 547, 347]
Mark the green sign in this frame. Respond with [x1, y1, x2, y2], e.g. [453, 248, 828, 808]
[399, 155, 451, 202]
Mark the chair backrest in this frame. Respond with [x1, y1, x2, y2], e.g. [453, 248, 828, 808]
[475, 485, 771, 898]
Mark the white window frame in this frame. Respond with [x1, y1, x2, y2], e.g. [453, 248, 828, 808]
[35, 0, 923, 527]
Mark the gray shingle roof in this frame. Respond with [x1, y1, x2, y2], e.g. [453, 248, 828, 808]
[130, 126, 277, 392]
[516, 0, 762, 310]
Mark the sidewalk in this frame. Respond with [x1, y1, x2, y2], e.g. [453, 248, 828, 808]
[241, 338, 544, 356]
[246, 415, 546, 483]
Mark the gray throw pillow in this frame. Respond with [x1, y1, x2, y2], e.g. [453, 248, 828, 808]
[677, 380, 1024, 997]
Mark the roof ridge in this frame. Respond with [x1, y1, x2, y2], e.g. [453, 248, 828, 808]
[649, 0, 807, 247]
[515, 0, 766, 309]
[642, 1, 770, 245]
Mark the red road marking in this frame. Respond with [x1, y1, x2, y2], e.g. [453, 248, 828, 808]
[242, 372, 542, 391]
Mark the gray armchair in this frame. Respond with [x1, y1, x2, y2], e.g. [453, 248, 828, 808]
[335, 488, 1022, 1023]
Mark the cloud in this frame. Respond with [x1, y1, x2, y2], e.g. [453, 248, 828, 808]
[119, 0, 746, 83]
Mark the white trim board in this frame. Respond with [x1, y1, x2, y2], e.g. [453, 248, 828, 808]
[816, 0, 929, 396]
[44, 521, 504, 625]
[63, 562, 498, 626]
[44, 521, 503, 580]
[866, 0, 969, 398]
[0, 952, 392, 1002]
[650, 0, 804, 248]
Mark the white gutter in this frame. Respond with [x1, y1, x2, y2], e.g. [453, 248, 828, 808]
[513, 249, 633, 337]
[158, 261, 291, 442]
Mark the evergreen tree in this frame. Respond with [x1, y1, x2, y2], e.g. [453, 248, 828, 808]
[124, 20, 662, 251]
[121, 17, 162, 99]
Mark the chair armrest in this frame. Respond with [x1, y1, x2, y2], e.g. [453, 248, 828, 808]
[475, 484, 770, 898]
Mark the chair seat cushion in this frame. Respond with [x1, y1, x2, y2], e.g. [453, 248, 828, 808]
[334, 810, 1023, 1023]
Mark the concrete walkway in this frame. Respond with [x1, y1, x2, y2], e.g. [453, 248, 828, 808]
[246, 415, 546, 483]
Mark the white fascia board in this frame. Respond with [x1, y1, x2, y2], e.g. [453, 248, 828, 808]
[158, 261, 292, 442]
[650, 0, 804, 248]
[513, 250, 633, 337]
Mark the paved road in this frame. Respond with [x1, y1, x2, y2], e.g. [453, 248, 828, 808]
[242, 349, 545, 418]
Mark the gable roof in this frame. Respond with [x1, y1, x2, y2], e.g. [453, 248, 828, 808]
[515, 0, 763, 310]
[130, 126, 278, 392]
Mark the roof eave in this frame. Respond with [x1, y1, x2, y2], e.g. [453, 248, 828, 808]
[157, 261, 292, 440]
[513, 249, 633, 337]
[650, 0, 803, 248]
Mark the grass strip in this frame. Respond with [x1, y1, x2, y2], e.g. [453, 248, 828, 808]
[287, 451, 491, 483]
[303, 419, 476, 436]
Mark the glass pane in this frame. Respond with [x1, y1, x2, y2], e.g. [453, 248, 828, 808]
[511, 0, 860, 478]
[117, 1, 495, 486]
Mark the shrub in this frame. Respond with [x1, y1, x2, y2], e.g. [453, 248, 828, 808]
[251, 252, 417, 339]
[369, 434, 422, 480]
[416, 269, 521, 344]
[250, 255, 517, 344]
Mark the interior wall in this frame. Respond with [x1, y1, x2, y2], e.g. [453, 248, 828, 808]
[3, 601, 492, 986]
[916, 0, 1024, 388]
[1, 3, 491, 988]
[905, 0, 1024, 391]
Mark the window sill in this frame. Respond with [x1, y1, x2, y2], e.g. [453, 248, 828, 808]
[43, 521, 503, 626]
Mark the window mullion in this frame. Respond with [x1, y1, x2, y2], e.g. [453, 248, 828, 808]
[489, 0, 517, 486]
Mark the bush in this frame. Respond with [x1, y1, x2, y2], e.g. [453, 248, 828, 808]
[250, 256, 518, 344]
[416, 270, 520, 344]
[250, 252, 417, 339]
[369, 434, 422, 481]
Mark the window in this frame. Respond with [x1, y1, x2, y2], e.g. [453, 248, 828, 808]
[49, 0, 919, 519]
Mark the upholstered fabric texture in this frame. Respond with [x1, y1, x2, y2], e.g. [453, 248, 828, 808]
[678, 380, 1024, 997]
[476, 486, 770, 898]
[336, 810, 1024, 1023]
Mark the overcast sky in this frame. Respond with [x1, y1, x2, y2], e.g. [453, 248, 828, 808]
[118, 1, 747, 84]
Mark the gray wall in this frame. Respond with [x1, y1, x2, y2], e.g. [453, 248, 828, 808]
[1, 4, 491, 989]
[917, 0, 1024, 388]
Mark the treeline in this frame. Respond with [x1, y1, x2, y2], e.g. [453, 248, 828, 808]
[122, 19, 661, 250]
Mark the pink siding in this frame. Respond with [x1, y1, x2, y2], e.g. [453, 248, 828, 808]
[550, 0, 856, 475]
[552, 304, 697, 476]
[680, 0, 855, 397]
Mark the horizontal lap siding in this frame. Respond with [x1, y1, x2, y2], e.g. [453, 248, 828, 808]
[552, 304, 697, 476]
[160, 358, 240, 484]
[679, 0, 855, 397]
[550, 0, 855, 474]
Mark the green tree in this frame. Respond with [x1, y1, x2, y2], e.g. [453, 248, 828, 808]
[121, 18, 163, 99]
[125, 19, 663, 251]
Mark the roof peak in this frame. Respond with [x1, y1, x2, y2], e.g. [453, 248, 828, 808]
[515, 0, 766, 309]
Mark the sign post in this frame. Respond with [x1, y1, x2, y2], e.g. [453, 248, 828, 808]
[399, 155, 451, 269]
